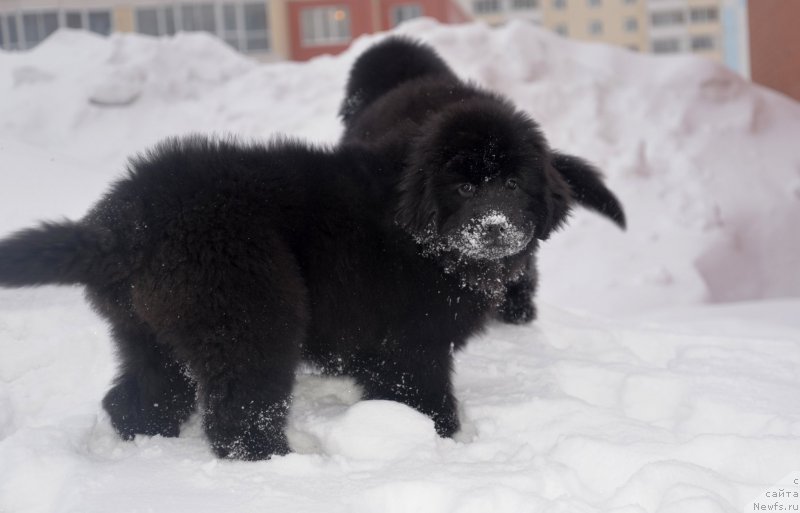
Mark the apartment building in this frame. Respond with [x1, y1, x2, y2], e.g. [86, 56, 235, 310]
[0, 0, 468, 60]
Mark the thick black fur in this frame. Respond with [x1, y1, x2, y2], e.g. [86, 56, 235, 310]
[339, 37, 626, 324]
[0, 120, 576, 459]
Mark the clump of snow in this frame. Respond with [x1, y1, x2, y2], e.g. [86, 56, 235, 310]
[306, 401, 440, 460]
[0, 19, 799, 513]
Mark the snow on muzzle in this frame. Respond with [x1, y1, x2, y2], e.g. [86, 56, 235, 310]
[448, 210, 533, 260]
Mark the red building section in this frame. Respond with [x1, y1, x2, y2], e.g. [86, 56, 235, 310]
[286, 0, 469, 61]
[748, 0, 800, 102]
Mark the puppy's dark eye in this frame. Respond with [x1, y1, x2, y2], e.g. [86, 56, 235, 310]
[458, 183, 475, 197]
[505, 178, 518, 190]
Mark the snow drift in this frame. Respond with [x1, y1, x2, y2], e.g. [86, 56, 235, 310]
[0, 19, 799, 513]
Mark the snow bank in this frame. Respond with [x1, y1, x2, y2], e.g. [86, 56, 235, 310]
[1, 19, 799, 513]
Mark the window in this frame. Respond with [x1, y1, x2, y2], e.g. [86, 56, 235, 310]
[391, 4, 422, 26]
[65, 11, 83, 29]
[9, 15, 19, 49]
[243, 3, 269, 51]
[652, 38, 680, 53]
[21, 11, 59, 48]
[180, 3, 216, 32]
[624, 17, 638, 32]
[512, 0, 538, 8]
[43, 12, 59, 35]
[1, 8, 113, 50]
[300, 6, 351, 47]
[136, 3, 269, 54]
[1, 14, 20, 49]
[690, 7, 718, 23]
[88, 11, 112, 35]
[587, 0, 601, 7]
[691, 35, 714, 51]
[22, 14, 39, 47]
[554, 23, 568, 36]
[589, 20, 602, 35]
[219, 3, 270, 52]
[222, 4, 239, 48]
[165, 8, 177, 34]
[474, 0, 501, 13]
[624, 0, 636, 4]
[553, 0, 567, 9]
[651, 10, 685, 27]
[135, 7, 175, 36]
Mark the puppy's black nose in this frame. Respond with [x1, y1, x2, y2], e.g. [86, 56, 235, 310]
[484, 223, 507, 242]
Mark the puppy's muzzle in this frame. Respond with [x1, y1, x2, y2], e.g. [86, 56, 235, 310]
[455, 212, 532, 260]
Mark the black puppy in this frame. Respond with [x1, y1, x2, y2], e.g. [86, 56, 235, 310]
[340, 37, 626, 324]
[0, 130, 567, 460]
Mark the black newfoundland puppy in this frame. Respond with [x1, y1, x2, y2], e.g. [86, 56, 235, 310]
[339, 37, 626, 324]
[0, 39, 624, 461]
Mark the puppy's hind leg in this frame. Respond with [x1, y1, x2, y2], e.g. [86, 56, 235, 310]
[89, 286, 197, 439]
[197, 333, 301, 461]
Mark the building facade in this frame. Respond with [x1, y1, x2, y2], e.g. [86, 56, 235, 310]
[457, 0, 748, 74]
[0, 0, 750, 71]
[0, 0, 468, 60]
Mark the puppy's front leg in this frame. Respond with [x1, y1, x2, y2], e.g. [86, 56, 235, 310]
[496, 257, 538, 325]
[353, 345, 459, 437]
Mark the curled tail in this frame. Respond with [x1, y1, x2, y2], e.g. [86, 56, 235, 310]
[340, 37, 456, 123]
[0, 221, 113, 287]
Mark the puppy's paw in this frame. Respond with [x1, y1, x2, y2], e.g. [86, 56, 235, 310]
[102, 376, 194, 439]
[497, 296, 537, 325]
[208, 431, 291, 461]
[432, 409, 461, 438]
[203, 399, 291, 461]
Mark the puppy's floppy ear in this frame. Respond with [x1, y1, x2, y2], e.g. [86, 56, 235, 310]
[395, 166, 439, 235]
[536, 164, 572, 241]
[551, 152, 626, 229]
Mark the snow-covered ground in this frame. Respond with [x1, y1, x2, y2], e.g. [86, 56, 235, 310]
[1, 19, 799, 513]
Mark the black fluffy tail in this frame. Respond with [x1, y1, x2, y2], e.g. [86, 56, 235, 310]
[0, 221, 111, 287]
[340, 37, 456, 122]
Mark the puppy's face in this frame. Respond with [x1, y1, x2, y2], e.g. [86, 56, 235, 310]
[397, 99, 571, 261]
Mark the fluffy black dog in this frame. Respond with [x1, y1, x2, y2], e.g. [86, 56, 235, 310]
[0, 133, 558, 460]
[339, 37, 626, 324]
[0, 41, 623, 461]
